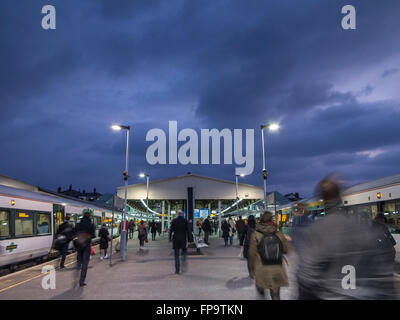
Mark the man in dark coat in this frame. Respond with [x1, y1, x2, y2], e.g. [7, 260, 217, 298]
[56, 214, 75, 269]
[236, 216, 246, 246]
[169, 211, 192, 274]
[74, 210, 96, 287]
[201, 216, 212, 245]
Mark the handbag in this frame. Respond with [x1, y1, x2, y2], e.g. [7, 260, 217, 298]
[90, 244, 95, 256]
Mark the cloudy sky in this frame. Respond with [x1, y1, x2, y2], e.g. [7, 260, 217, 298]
[1, 0, 399, 198]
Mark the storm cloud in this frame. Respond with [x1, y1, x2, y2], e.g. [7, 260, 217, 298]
[1, 0, 400, 198]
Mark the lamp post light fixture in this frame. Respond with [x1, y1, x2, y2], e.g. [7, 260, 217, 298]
[111, 123, 131, 261]
[260, 123, 280, 213]
[139, 173, 150, 215]
[235, 173, 245, 214]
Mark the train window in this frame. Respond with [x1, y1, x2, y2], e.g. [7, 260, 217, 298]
[15, 212, 34, 236]
[37, 212, 51, 235]
[0, 210, 10, 238]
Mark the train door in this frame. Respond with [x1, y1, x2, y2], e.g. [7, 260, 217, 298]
[53, 204, 64, 238]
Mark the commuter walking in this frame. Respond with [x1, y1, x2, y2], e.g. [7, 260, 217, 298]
[248, 211, 289, 300]
[296, 175, 397, 300]
[157, 220, 162, 236]
[196, 218, 202, 236]
[151, 219, 157, 241]
[99, 223, 110, 259]
[169, 211, 192, 274]
[236, 216, 246, 246]
[74, 210, 95, 287]
[243, 215, 256, 275]
[228, 217, 236, 246]
[56, 214, 74, 269]
[119, 219, 129, 244]
[138, 220, 148, 249]
[214, 220, 219, 236]
[202, 216, 212, 245]
[128, 219, 135, 239]
[221, 219, 230, 246]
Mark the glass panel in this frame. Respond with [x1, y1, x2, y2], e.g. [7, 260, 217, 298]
[37, 213, 51, 234]
[0, 210, 10, 238]
[15, 212, 33, 236]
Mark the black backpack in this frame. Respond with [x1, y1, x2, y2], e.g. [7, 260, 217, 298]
[257, 232, 283, 265]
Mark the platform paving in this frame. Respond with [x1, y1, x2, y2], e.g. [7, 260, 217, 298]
[0, 234, 298, 300]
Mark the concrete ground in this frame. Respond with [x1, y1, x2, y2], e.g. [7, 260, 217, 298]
[0, 234, 298, 300]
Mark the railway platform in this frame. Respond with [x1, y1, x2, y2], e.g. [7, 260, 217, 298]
[0, 235, 297, 300]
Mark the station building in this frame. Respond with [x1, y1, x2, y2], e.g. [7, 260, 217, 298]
[117, 173, 269, 230]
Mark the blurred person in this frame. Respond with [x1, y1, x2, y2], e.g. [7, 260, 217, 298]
[202, 216, 212, 245]
[196, 218, 202, 236]
[291, 202, 312, 250]
[236, 216, 246, 245]
[228, 217, 236, 246]
[119, 219, 129, 244]
[296, 175, 397, 300]
[138, 220, 148, 249]
[74, 210, 95, 287]
[221, 219, 230, 246]
[150, 219, 157, 241]
[157, 220, 162, 236]
[99, 223, 110, 259]
[214, 219, 219, 235]
[248, 211, 289, 300]
[243, 215, 256, 275]
[128, 219, 135, 239]
[169, 211, 192, 274]
[56, 214, 75, 269]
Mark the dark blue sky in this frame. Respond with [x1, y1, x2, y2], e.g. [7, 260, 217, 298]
[1, 0, 400, 197]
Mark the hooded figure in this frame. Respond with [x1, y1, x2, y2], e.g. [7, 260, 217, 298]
[248, 211, 289, 300]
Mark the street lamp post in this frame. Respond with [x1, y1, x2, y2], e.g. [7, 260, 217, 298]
[112, 124, 131, 261]
[139, 173, 150, 215]
[235, 173, 245, 214]
[260, 123, 279, 214]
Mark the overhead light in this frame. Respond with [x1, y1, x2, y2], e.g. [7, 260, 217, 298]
[111, 125, 122, 131]
[269, 123, 280, 131]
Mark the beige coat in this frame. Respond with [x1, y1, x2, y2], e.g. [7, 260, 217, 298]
[228, 219, 236, 237]
[248, 223, 289, 290]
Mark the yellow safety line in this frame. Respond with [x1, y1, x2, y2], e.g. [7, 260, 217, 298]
[0, 260, 77, 293]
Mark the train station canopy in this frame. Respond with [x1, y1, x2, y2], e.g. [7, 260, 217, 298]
[117, 173, 264, 201]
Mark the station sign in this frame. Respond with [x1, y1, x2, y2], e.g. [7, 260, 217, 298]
[194, 209, 210, 219]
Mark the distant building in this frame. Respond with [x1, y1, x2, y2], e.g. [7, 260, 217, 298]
[284, 192, 302, 202]
[58, 184, 102, 201]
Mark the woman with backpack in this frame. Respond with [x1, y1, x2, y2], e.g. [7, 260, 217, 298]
[138, 220, 148, 248]
[248, 211, 289, 300]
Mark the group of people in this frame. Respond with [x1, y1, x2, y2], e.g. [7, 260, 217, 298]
[233, 176, 398, 300]
[56, 175, 398, 299]
[56, 210, 99, 287]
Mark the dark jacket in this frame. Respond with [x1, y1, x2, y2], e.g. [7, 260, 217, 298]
[170, 216, 192, 250]
[202, 218, 212, 233]
[221, 221, 230, 239]
[243, 223, 256, 259]
[75, 216, 96, 248]
[57, 221, 75, 242]
[151, 222, 158, 233]
[99, 227, 110, 249]
[236, 219, 246, 234]
[129, 221, 135, 231]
